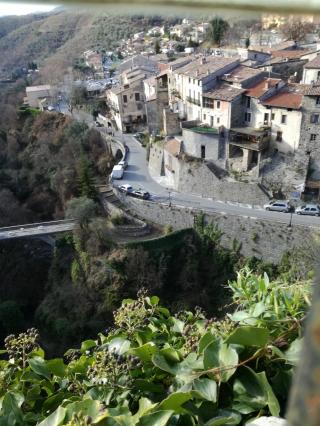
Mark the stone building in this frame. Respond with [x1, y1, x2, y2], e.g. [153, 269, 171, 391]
[145, 72, 169, 134]
[302, 55, 320, 84]
[25, 85, 53, 108]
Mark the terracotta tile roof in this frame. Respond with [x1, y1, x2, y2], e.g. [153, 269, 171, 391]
[164, 138, 181, 156]
[176, 56, 238, 80]
[203, 83, 245, 101]
[221, 65, 262, 84]
[271, 49, 314, 60]
[262, 83, 309, 109]
[245, 78, 282, 98]
[263, 91, 303, 109]
[305, 83, 320, 96]
[304, 55, 320, 69]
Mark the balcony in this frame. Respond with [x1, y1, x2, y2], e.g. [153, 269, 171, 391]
[229, 127, 270, 151]
[170, 89, 181, 99]
[186, 96, 201, 107]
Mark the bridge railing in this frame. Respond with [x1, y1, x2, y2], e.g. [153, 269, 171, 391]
[0, 219, 76, 232]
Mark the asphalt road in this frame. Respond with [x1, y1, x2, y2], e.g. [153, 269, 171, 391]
[55, 100, 320, 229]
[0, 221, 75, 240]
[113, 134, 320, 228]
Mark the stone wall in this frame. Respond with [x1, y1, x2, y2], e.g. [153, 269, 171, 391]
[149, 143, 164, 176]
[163, 108, 181, 136]
[176, 160, 270, 205]
[300, 95, 320, 176]
[119, 195, 317, 264]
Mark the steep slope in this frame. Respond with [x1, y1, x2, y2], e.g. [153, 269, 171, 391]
[0, 11, 178, 81]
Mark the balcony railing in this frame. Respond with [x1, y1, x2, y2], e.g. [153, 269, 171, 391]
[186, 96, 201, 106]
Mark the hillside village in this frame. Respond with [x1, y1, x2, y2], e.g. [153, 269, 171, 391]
[23, 14, 320, 205]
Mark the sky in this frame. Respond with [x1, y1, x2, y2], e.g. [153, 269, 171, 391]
[0, 2, 58, 16]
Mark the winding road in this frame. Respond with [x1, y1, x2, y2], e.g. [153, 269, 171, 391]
[114, 133, 320, 228]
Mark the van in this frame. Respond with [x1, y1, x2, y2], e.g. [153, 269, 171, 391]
[111, 165, 124, 180]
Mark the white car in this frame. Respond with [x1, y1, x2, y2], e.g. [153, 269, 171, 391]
[118, 160, 128, 169]
[296, 204, 320, 216]
[264, 200, 292, 213]
[118, 184, 133, 194]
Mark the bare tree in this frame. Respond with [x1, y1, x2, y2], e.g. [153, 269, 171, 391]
[281, 19, 315, 42]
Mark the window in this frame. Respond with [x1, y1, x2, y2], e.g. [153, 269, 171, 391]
[123, 94, 127, 103]
[276, 131, 282, 142]
[216, 101, 221, 109]
[210, 116, 214, 126]
[193, 79, 195, 84]
[311, 114, 320, 124]
[310, 134, 317, 141]
[189, 89, 191, 98]
[203, 114, 206, 120]
[271, 113, 275, 120]
[281, 115, 287, 124]
[201, 145, 206, 159]
[264, 113, 269, 124]
[198, 80, 201, 86]
[137, 103, 143, 110]
[203, 97, 213, 108]
[316, 97, 320, 105]
[217, 117, 220, 124]
[246, 97, 251, 108]
[189, 77, 191, 83]
[318, 71, 320, 80]
[135, 93, 140, 101]
[245, 112, 251, 122]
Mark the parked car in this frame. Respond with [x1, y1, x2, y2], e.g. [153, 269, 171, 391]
[130, 189, 150, 200]
[118, 184, 133, 194]
[296, 204, 320, 216]
[110, 165, 124, 180]
[133, 132, 144, 140]
[118, 160, 128, 169]
[263, 200, 292, 213]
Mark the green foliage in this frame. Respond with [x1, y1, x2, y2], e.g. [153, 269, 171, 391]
[207, 16, 229, 46]
[78, 156, 97, 200]
[154, 38, 161, 54]
[66, 196, 98, 227]
[0, 270, 309, 424]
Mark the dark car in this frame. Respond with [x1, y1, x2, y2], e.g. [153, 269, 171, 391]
[130, 189, 150, 200]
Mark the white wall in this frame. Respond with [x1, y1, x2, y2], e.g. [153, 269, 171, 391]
[270, 108, 302, 153]
[302, 68, 320, 84]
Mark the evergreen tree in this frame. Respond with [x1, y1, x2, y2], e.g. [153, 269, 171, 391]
[245, 37, 250, 48]
[154, 39, 161, 54]
[207, 16, 229, 46]
[78, 157, 97, 200]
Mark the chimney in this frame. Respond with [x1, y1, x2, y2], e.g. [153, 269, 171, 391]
[264, 79, 269, 90]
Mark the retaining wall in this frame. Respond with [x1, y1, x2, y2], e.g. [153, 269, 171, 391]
[120, 196, 318, 264]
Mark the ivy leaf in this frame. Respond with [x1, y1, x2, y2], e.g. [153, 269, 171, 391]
[204, 341, 238, 382]
[171, 317, 185, 334]
[233, 366, 268, 414]
[46, 359, 66, 378]
[198, 332, 215, 354]
[37, 406, 66, 426]
[204, 409, 241, 425]
[192, 378, 217, 402]
[108, 337, 131, 355]
[131, 342, 157, 362]
[158, 391, 192, 412]
[139, 410, 174, 426]
[28, 357, 51, 380]
[257, 371, 280, 417]
[65, 400, 101, 422]
[80, 339, 96, 353]
[225, 326, 269, 347]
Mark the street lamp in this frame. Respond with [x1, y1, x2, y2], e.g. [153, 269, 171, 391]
[167, 188, 172, 207]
